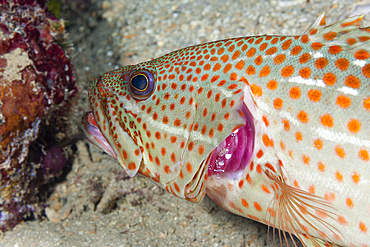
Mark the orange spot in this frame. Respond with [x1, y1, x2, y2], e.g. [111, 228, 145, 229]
[335, 58, 349, 71]
[347, 38, 357, 45]
[173, 182, 180, 193]
[232, 50, 240, 60]
[335, 171, 343, 182]
[246, 65, 255, 75]
[281, 65, 294, 77]
[267, 80, 277, 90]
[254, 202, 262, 211]
[223, 63, 232, 73]
[241, 198, 249, 208]
[228, 183, 233, 191]
[345, 75, 360, 89]
[314, 139, 323, 150]
[246, 174, 252, 184]
[128, 162, 136, 170]
[155, 131, 161, 139]
[170, 136, 177, 143]
[336, 95, 351, 108]
[315, 57, 328, 69]
[302, 155, 310, 165]
[280, 141, 285, 151]
[273, 54, 286, 65]
[320, 114, 333, 128]
[281, 39, 292, 50]
[346, 198, 354, 208]
[256, 164, 262, 173]
[359, 36, 370, 42]
[213, 63, 221, 71]
[323, 31, 337, 41]
[323, 72, 336, 86]
[299, 67, 311, 78]
[309, 185, 315, 194]
[318, 162, 326, 172]
[294, 180, 300, 188]
[250, 84, 262, 97]
[335, 145, 346, 158]
[262, 115, 269, 126]
[273, 98, 283, 110]
[246, 47, 256, 57]
[359, 149, 369, 161]
[254, 55, 263, 65]
[256, 149, 264, 159]
[360, 222, 368, 233]
[164, 165, 170, 174]
[217, 123, 223, 132]
[338, 216, 347, 225]
[309, 29, 317, 35]
[265, 46, 277, 55]
[308, 89, 321, 102]
[289, 87, 301, 99]
[235, 60, 245, 70]
[259, 43, 268, 51]
[262, 134, 274, 147]
[328, 45, 342, 54]
[354, 49, 370, 60]
[238, 179, 244, 189]
[282, 119, 290, 131]
[188, 142, 194, 151]
[311, 42, 323, 50]
[217, 47, 225, 55]
[290, 45, 302, 55]
[261, 184, 271, 194]
[295, 131, 302, 142]
[259, 65, 270, 77]
[299, 53, 310, 64]
[324, 192, 335, 202]
[362, 64, 370, 78]
[186, 162, 192, 173]
[352, 171, 361, 184]
[198, 145, 204, 155]
[347, 119, 361, 133]
[171, 152, 176, 162]
[297, 111, 308, 123]
[300, 34, 309, 43]
[364, 97, 370, 111]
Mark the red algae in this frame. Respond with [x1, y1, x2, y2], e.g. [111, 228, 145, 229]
[0, 0, 77, 231]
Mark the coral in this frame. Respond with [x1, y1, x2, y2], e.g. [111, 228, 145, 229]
[0, 0, 77, 231]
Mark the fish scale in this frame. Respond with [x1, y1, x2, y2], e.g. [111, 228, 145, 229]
[82, 14, 370, 246]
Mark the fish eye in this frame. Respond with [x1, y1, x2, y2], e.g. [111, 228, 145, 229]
[128, 70, 155, 100]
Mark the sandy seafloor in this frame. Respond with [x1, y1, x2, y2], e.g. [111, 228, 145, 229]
[2, 0, 370, 246]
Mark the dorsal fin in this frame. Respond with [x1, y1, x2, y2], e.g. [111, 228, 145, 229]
[264, 170, 343, 247]
[303, 13, 370, 57]
[303, 12, 327, 34]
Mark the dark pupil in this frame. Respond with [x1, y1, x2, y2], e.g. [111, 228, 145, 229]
[131, 74, 148, 91]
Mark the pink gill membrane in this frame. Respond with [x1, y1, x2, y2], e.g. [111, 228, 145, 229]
[208, 104, 255, 177]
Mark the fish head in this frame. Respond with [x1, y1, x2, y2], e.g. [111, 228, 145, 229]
[82, 47, 255, 202]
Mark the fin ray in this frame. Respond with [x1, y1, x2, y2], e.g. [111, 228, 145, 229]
[264, 170, 343, 247]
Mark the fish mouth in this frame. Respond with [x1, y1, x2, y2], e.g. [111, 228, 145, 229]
[207, 104, 255, 179]
[82, 111, 117, 159]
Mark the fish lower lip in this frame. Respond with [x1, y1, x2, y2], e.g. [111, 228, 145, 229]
[207, 105, 255, 177]
[82, 111, 117, 159]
